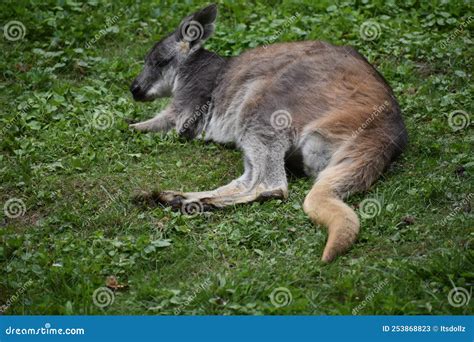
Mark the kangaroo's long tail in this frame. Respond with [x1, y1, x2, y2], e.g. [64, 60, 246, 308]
[303, 131, 406, 262]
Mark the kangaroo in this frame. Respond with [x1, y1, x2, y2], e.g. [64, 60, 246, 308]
[129, 4, 408, 262]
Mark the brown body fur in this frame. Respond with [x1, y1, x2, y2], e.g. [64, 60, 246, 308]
[210, 41, 407, 261]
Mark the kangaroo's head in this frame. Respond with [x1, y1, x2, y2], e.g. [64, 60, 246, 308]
[130, 4, 217, 102]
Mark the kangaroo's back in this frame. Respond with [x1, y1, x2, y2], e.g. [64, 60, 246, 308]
[212, 40, 404, 136]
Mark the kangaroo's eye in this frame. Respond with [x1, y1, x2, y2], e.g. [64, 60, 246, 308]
[156, 58, 171, 67]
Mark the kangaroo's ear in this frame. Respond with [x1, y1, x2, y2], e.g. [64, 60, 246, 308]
[176, 4, 217, 53]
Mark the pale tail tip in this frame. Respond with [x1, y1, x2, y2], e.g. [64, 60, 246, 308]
[321, 250, 335, 263]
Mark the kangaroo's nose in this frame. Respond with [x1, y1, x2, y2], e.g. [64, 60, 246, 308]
[130, 81, 140, 94]
[130, 80, 147, 101]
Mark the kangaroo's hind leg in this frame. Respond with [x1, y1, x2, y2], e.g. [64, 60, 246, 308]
[148, 135, 290, 212]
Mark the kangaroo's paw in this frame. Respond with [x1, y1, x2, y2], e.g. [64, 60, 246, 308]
[153, 191, 187, 209]
[131, 190, 161, 207]
[180, 199, 215, 215]
[129, 121, 152, 132]
[156, 192, 215, 214]
[124, 118, 138, 125]
[131, 190, 184, 208]
[255, 189, 287, 202]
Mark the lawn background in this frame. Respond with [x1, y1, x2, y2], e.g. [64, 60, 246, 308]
[0, 0, 473, 315]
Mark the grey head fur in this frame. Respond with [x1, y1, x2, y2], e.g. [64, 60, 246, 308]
[130, 4, 227, 139]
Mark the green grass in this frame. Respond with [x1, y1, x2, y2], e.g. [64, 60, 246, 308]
[0, 0, 473, 315]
